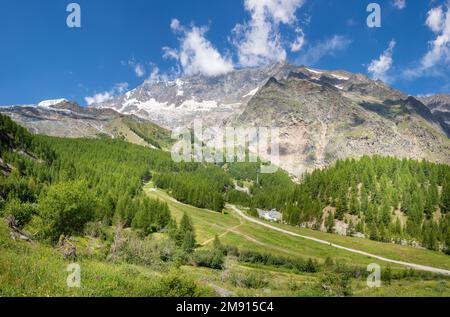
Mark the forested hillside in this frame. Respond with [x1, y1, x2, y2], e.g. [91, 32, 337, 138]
[0, 113, 198, 241]
[226, 156, 450, 253]
[1, 113, 450, 297]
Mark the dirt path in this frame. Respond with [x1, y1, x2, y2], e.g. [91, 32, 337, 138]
[201, 224, 243, 246]
[227, 204, 450, 276]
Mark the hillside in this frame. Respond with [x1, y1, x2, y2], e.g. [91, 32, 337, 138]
[1, 113, 449, 297]
[419, 94, 450, 132]
[234, 67, 450, 175]
[2, 64, 449, 179]
[0, 100, 173, 150]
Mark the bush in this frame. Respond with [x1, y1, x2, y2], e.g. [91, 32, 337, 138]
[224, 269, 269, 289]
[224, 245, 239, 257]
[318, 273, 353, 297]
[2, 198, 34, 228]
[38, 180, 97, 242]
[192, 249, 224, 269]
[84, 221, 111, 241]
[156, 270, 209, 297]
[238, 250, 319, 273]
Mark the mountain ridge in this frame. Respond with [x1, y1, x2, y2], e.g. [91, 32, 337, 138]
[1, 62, 449, 177]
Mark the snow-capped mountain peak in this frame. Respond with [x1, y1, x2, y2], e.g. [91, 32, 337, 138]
[93, 62, 296, 128]
[37, 99, 68, 108]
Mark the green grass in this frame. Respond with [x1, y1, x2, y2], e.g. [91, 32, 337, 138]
[265, 220, 450, 271]
[145, 183, 450, 271]
[353, 279, 450, 297]
[145, 184, 241, 244]
[1, 183, 448, 297]
[0, 220, 213, 297]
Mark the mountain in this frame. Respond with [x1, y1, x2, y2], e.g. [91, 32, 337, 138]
[94, 62, 296, 129]
[419, 94, 450, 132]
[0, 100, 172, 150]
[233, 66, 450, 175]
[2, 63, 450, 177]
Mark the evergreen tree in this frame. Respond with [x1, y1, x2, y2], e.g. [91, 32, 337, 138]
[177, 213, 196, 252]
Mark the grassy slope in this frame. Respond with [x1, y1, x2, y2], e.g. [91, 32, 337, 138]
[267, 221, 450, 271]
[0, 220, 213, 297]
[144, 184, 450, 271]
[144, 184, 450, 297]
[1, 183, 449, 297]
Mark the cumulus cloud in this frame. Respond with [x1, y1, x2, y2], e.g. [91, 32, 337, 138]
[393, 0, 406, 10]
[296, 35, 351, 66]
[427, 5, 445, 33]
[368, 40, 396, 82]
[404, 3, 450, 78]
[85, 82, 129, 106]
[422, 4, 450, 69]
[231, 0, 305, 67]
[163, 19, 234, 77]
[403, 1, 450, 79]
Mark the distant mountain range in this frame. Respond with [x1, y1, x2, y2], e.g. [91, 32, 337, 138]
[0, 100, 172, 150]
[1, 62, 449, 176]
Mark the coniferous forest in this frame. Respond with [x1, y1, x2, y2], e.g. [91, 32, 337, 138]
[1, 112, 450, 297]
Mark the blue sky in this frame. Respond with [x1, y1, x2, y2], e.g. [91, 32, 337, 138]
[1, 0, 449, 106]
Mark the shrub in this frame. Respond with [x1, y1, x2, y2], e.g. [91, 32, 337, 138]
[224, 269, 269, 289]
[84, 221, 111, 242]
[156, 270, 208, 297]
[224, 245, 239, 257]
[2, 197, 34, 228]
[238, 250, 320, 273]
[318, 273, 353, 297]
[38, 180, 97, 242]
[192, 249, 224, 269]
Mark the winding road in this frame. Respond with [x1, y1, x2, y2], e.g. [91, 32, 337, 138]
[227, 204, 450, 276]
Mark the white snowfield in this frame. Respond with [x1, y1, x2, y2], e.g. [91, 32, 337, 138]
[37, 99, 68, 108]
[227, 204, 450, 276]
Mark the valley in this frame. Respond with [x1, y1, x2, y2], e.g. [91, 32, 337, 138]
[0, 62, 450, 298]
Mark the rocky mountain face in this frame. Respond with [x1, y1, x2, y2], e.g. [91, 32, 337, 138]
[95, 62, 296, 129]
[2, 62, 449, 177]
[0, 100, 171, 149]
[233, 66, 450, 176]
[419, 94, 450, 132]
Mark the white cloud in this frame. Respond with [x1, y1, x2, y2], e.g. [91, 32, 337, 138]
[405, 3, 450, 78]
[296, 35, 351, 66]
[393, 0, 406, 10]
[290, 28, 305, 52]
[85, 92, 113, 106]
[85, 82, 129, 105]
[368, 40, 396, 82]
[127, 59, 146, 78]
[164, 20, 234, 77]
[133, 64, 145, 77]
[426, 5, 445, 34]
[232, 0, 305, 67]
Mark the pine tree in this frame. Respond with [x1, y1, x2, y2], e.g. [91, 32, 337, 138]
[325, 212, 335, 233]
[177, 213, 196, 252]
[441, 181, 450, 214]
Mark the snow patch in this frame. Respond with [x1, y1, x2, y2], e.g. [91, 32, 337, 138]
[37, 99, 67, 108]
[330, 74, 349, 81]
[243, 87, 260, 98]
[305, 68, 323, 75]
